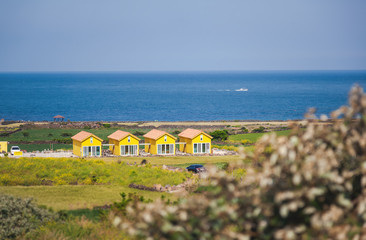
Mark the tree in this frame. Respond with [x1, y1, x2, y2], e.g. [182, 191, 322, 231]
[209, 130, 229, 141]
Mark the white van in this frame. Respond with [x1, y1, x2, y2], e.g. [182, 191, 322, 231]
[10, 146, 20, 155]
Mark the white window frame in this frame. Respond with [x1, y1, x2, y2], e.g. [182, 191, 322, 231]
[193, 143, 210, 154]
[200, 134, 203, 141]
[120, 145, 138, 156]
[157, 144, 174, 155]
[90, 137, 93, 143]
[83, 146, 101, 157]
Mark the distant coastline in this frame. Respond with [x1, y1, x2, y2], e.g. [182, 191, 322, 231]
[0, 119, 326, 132]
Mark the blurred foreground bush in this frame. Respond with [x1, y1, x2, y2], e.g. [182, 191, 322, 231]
[0, 194, 57, 239]
[112, 86, 366, 239]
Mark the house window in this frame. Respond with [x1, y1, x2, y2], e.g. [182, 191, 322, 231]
[90, 137, 93, 143]
[128, 136, 131, 143]
[193, 143, 210, 154]
[120, 145, 138, 156]
[200, 135, 203, 141]
[157, 144, 174, 155]
[164, 136, 167, 142]
[83, 146, 100, 157]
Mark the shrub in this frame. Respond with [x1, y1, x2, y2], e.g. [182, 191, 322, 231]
[61, 132, 72, 137]
[22, 132, 30, 137]
[113, 86, 366, 239]
[216, 162, 229, 170]
[53, 138, 72, 144]
[252, 126, 265, 133]
[103, 124, 111, 128]
[112, 192, 152, 216]
[241, 139, 253, 145]
[241, 126, 249, 133]
[172, 130, 181, 135]
[221, 145, 238, 151]
[48, 133, 53, 137]
[24, 214, 126, 239]
[210, 130, 229, 141]
[132, 130, 146, 136]
[0, 194, 57, 239]
[0, 132, 10, 137]
[212, 144, 239, 152]
[225, 139, 237, 144]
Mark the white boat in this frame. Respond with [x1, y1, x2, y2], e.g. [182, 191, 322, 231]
[235, 88, 248, 92]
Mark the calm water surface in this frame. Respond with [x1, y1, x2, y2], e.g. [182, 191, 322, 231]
[1, 71, 366, 121]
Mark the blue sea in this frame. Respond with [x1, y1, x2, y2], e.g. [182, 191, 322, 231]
[1, 71, 366, 121]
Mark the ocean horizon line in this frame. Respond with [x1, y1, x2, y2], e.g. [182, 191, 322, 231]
[1, 69, 366, 74]
[1, 119, 306, 123]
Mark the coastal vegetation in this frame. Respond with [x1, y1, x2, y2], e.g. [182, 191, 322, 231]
[111, 86, 366, 239]
[0, 123, 292, 152]
[0, 157, 191, 187]
[0, 90, 358, 239]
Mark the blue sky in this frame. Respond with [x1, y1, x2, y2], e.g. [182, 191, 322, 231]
[0, 0, 365, 72]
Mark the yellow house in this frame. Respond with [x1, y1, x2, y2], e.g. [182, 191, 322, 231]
[108, 130, 141, 156]
[71, 131, 103, 157]
[0, 141, 8, 153]
[178, 128, 213, 154]
[143, 129, 177, 155]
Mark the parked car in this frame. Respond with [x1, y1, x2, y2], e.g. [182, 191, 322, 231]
[186, 164, 206, 173]
[10, 146, 20, 155]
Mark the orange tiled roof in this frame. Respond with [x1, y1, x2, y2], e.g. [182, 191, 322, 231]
[178, 128, 213, 139]
[143, 129, 177, 140]
[71, 131, 102, 142]
[108, 130, 140, 141]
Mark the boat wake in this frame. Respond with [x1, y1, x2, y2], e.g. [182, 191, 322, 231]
[235, 88, 248, 92]
[212, 88, 249, 92]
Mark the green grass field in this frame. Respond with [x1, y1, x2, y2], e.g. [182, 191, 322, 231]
[0, 185, 172, 211]
[0, 127, 179, 143]
[100, 155, 240, 165]
[0, 128, 119, 142]
[228, 129, 292, 142]
[0, 155, 240, 211]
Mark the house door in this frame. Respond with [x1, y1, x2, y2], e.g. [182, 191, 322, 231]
[83, 146, 100, 157]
